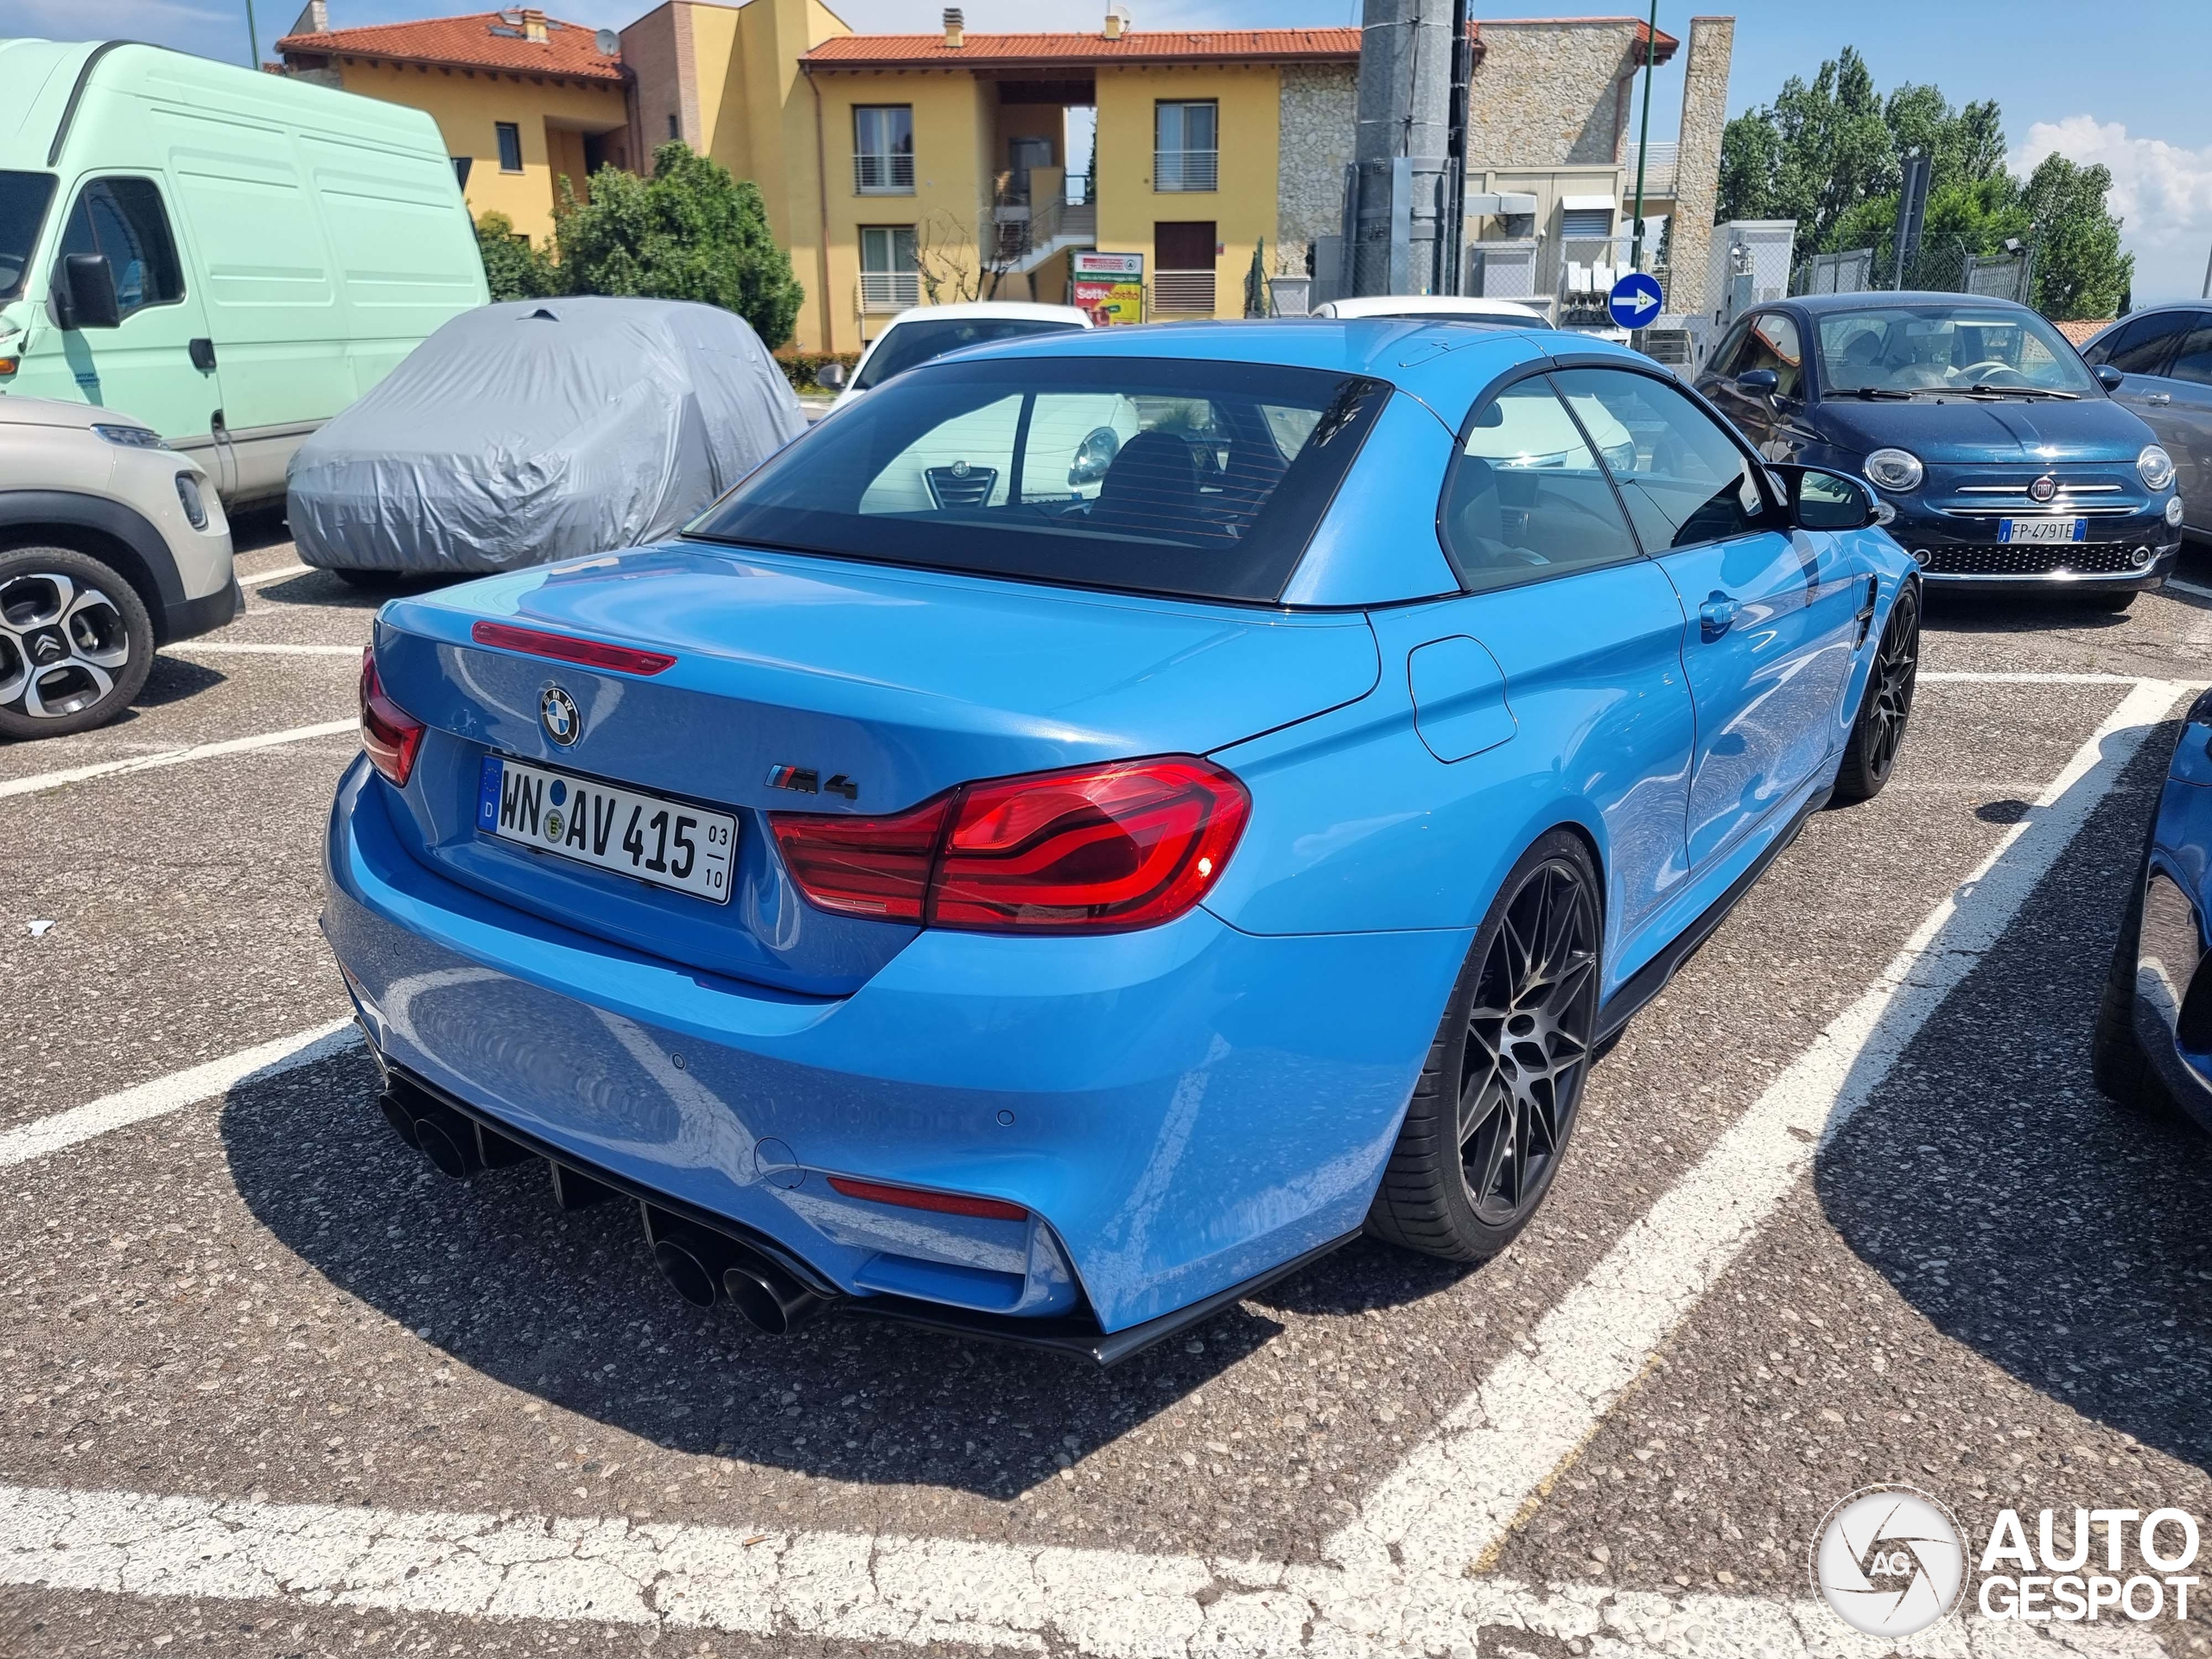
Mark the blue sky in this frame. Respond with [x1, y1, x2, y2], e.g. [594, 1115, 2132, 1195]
[10, 0, 2209, 302]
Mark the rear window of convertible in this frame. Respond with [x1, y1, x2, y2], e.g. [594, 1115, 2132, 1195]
[686, 357, 1389, 603]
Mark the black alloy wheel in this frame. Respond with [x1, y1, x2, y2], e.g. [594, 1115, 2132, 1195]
[1832, 581, 1920, 804]
[1459, 857, 1599, 1225]
[1369, 830, 1602, 1260]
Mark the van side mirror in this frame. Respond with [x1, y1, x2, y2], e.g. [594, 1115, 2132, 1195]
[814, 361, 847, 391]
[59, 253, 121, 330]
[2094, 364, 2125, 391]
[1776, 464, 1889, 531]
[1734, 367, 1779, 396]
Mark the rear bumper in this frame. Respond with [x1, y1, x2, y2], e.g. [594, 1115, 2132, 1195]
[163, 577, 242, 642]
[321, 756, 1468, 1335]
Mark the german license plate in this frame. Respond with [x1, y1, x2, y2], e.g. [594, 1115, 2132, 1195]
[477, 755, 734, 904]
[1998, 517, 2087, 544]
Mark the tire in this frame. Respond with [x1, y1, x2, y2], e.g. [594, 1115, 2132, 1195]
[2092, 839, 2183, 1121]
[331, 568, 402, 592]
[1831, 579, 1920, 804]
[2087, 590, 2137, 613]
[0, 546, 156, 741]
[1368, 830, 1602, 1261]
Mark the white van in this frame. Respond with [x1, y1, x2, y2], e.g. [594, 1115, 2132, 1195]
[0, 39, 489, 504]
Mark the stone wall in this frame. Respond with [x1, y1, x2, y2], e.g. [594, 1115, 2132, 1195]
[1276, 63, 1356, 276]
[1465, 21, 1638, 170]
[1665, 16, 1733, 317]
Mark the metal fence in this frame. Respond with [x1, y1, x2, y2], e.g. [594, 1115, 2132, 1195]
[1153, 150, 1217, 193]
[1789, 234, 2038, 306]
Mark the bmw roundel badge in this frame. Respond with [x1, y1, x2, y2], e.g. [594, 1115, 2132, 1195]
[540, 686, 582, 746]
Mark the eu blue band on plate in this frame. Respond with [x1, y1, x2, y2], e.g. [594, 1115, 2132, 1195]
[477, 756, 503, 830]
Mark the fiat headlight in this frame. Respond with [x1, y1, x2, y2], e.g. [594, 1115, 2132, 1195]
[1864, 448, 1923, 492]
[2139, 444, 2176, 491]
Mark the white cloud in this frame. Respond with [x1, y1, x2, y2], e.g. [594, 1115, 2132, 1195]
[2012, 115, 2212, 306]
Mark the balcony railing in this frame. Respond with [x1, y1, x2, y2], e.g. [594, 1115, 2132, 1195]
[1154, 149, 1217, 193]
[1620, 140, 1679, 198]
[1152, 269, 1217, 313]
[853, 152, 914, 194]
[859, 270, 920, 312]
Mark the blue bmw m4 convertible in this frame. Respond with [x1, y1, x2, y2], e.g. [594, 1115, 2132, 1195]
[325, 322, 1921, 1363]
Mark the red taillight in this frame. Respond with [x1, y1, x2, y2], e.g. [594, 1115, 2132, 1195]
[768, 755, 1249, 934]
[826, 1175, 1027, 1221]
[359, 648, 425, 787]
[469, 620, 676, 677]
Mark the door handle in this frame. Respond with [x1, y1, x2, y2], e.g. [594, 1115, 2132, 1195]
[1699, 594, 1739, 639]
[2148, 391, 2172, 405]
[188, 337, 217, 372]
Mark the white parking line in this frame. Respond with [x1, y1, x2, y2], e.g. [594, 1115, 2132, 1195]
[0, 1481, 2165, 1657]
[1323, 677, 2188, 1579]
[1919, 670, 2152, 683]
[0, 1020, 359, 1167]
[237, 563, 314, 587]
[0, 719, 357, 801]
[170, 643, 360, 656]
[2163, 576, 2212, 602]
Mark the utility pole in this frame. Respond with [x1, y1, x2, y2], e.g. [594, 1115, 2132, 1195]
[1442, 0, 1471, 296]
[245, 0, 261, 69]
[1346, 0, 1452, 296]
[1627, 0, 1658, 273]
[2202, 238, 2211, 299]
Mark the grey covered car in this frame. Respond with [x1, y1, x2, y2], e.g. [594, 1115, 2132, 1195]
[2079, 305, 2212, 543]
[289, 297, 804, 581]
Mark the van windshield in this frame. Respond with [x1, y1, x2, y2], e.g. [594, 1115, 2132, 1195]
[688, 356, 1389, 603]
[0, 172, 58, 302]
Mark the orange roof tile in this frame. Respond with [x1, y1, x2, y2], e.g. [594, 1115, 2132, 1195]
[276, 10, 624, 82]
[803, 17, 1675, 71]
[804, 28, 1363, 70]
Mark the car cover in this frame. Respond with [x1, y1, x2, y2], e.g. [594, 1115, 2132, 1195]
[288, 296, 805, 575]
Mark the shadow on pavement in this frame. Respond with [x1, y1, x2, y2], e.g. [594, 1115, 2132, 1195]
[1815, 728, 2212, 1473]
[219, 1046, 1289, 1498]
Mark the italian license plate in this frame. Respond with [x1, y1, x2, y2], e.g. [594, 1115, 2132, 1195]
[1998, 517, 2088, 544]
[477, 755, 735, 904]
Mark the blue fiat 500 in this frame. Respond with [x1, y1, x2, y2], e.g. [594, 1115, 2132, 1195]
[1697, 293, 2183, 608]
[2097, 688, 2212, 1134]
[326, 324, 1919, 1362]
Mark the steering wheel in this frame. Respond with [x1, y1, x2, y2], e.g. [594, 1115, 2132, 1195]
[1957, 360, 2029, 385]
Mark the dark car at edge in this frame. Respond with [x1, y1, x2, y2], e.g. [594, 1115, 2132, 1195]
[1695, 292, 2185, 609]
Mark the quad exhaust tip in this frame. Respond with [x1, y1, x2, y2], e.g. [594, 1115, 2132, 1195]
[649, 1223, 829, 1335]
[378, 1079, 831, 1337]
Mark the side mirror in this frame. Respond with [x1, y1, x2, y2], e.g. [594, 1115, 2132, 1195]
[59, 252, 121, 330]
[2094, 364, 2125, 391]
[1734, 367, 1780, 396]
[1777, 464, 1886, 531]
[814, 360, 848, 391]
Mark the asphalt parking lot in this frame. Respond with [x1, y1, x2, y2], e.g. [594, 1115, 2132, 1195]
[2, 518, 2209, 1657]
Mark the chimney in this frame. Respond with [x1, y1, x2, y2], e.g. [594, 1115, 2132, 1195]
[519, 7, 547, 41]
[1103, 10, 1124, 38]
[289, 0, 328, 35]
[943, 8, 963, 47]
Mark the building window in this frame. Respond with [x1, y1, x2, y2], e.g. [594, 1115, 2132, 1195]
[859, 225, 918, 311]
[667, 112, 679, 141]
[495, 122, 523, 173]
[854, 106, 914, 194]
[1154, 101, 1217, 193]
[450, 156, 473, 189]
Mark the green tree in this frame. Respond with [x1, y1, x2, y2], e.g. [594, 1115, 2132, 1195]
[1720, 52, 2133, 318]
[1243, 240, 1267, 317]
[474, 211, 563, 302]
[2021, 153, 2133, 319]
[553, 142, 804, 348]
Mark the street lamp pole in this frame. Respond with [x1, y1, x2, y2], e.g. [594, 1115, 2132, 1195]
[1628, 0, 1659, 274]
[245, 0, 260, 70]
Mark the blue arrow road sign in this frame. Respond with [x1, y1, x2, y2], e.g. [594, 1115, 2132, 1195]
[1608, 271, 1663, 330]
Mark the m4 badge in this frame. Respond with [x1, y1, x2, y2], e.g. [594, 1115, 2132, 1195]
[766, 765, 858, 801]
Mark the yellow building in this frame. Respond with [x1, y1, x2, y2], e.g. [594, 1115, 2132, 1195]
[281, 5, 1721, 349]
[276, 4, 635, 247]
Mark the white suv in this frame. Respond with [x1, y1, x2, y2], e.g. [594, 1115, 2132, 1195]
[0, 397, 236, 738]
